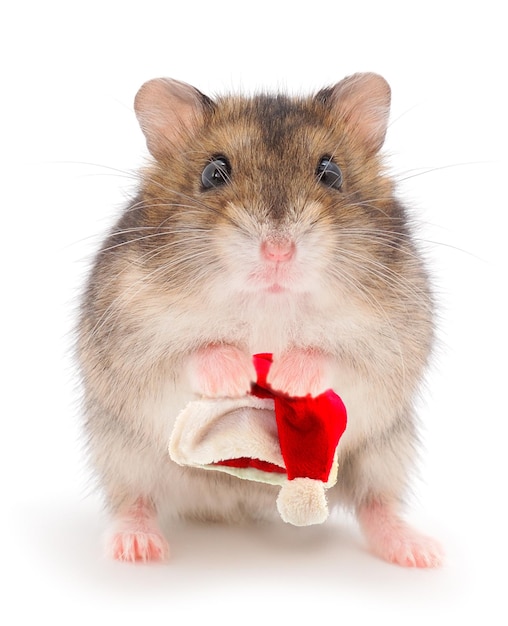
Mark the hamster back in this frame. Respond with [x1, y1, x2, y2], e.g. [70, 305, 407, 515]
[77, 73, 442, 567]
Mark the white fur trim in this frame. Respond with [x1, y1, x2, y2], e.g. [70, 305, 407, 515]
[169, 395, 284, 471]
[276, 478, 329, 526]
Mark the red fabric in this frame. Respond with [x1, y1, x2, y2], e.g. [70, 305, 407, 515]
[218, 354, 347, 483]
[215, 457, 286, 473]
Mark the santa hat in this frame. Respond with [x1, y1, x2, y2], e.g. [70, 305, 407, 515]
[169, 353, 347, 526]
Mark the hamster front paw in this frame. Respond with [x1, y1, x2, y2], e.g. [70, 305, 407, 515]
[267, 349, 333, 397]
[188, 344, 256, 398]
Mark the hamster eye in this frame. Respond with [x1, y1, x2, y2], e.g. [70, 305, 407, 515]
[201, 156, 231, 189]
[316, 156, 343, 190]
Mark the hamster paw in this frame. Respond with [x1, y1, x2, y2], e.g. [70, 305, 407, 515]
[357, 501, 444, 568]
[267, 349, 332, 397]
[108, 528, 169, 563]
[188, 344, 256, 398]
[106, 499, 169, 563]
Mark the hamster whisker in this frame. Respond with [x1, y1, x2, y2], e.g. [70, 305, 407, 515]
[347, 199, 401, 220]
[336, 247, 433, 314]
[135, 237, 215, 267]
[123, 200, 199, 215]
[396, 161, 489, 183]
[87, 246, 216, 344]
[55, 161, 143, 183]
[336, 228, 423, 260]
[338, 216, 478, 261]
[99, 227, 209, 253]
[414, 237, 481, 261]
[336, 225, 411, 241]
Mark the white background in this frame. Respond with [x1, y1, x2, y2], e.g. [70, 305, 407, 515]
[2, 1, 506, 623]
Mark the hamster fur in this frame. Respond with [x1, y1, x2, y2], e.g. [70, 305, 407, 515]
[77, 73, 443, 567]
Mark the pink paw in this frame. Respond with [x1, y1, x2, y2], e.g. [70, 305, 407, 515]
[108, 529, 169, 563]
[267, 349, 332, 397]
[380, 530, 443, 568]
[107, 499, 169, 563]
[358, 502, 444, 568]
[188, 344, 256, 398]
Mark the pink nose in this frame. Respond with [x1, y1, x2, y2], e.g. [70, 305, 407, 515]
[261, 239, 295, 262]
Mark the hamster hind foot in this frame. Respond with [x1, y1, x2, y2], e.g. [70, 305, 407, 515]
[106, 498, 169, 563]
[357, 500, 444, 568]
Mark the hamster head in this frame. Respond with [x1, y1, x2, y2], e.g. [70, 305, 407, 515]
[129, 73, 412, 310]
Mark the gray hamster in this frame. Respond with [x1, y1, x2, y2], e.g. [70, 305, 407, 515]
[77, 72, 443, 567]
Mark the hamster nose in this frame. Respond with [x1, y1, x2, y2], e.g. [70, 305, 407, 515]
[261, 239, 295, 262]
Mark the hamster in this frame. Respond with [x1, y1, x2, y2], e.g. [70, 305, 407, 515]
[76, 72, 443, 567]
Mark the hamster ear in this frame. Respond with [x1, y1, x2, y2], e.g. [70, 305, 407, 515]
[317, 73, 391, 154]
[134, 78, 212, 159]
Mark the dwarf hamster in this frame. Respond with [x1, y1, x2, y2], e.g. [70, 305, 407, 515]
[76, 72, 443, 567]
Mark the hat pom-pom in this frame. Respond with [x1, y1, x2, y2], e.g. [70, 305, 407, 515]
[276, 478, 329, 526]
